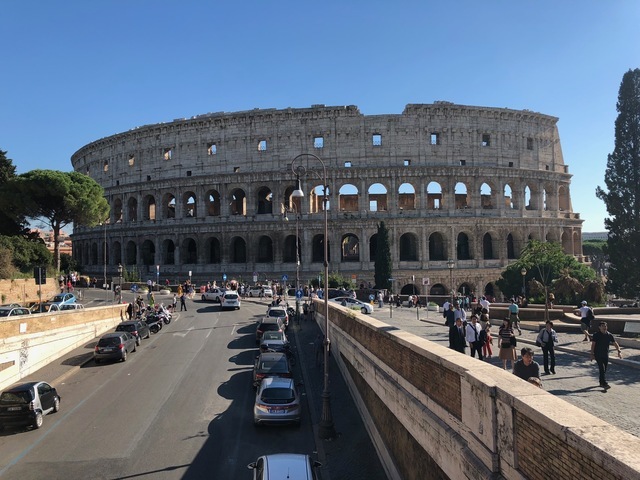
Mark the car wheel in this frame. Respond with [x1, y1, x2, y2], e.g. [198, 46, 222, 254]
[146, 331, 151, 339]
[53, 397, 60, 413]
[132, 343, 137, 353]
[136, 338, 141, 346]
[361, 307, 367, 314]
[33, 411, 43, 429]
[122, 350, 128, 362]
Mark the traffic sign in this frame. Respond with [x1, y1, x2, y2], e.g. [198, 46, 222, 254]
[223, 274, 227, 281]
[296, 289, 303, 299]
[369, 294, 375, 301]
[282, 274, 288, 281]
[422, 277, 430, 286]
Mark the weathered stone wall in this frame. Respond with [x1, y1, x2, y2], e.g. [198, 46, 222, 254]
[70, 103, 583, 295]
[0, 278, 58, 305]
[0, 305, 126, 390]
[316, 301, 640, 480]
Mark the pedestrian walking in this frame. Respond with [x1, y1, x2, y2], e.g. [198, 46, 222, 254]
[536, 320, 558, 374]
[590, 321, 622, 389]
[180, 293, 187, 311]
[377, 291, 384, 309]
[449, 318, 467, 354]
[498, 318, 517, 370]
[577, 300, 594, 341]
[482, 323, 493, 359]
[508, 299, 522, 335]
[465, 315, 484, 360]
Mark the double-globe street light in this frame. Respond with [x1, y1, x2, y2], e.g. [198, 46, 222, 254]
[291, 152, 336, 440]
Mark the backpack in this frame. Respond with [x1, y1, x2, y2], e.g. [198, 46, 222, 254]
[586, 308, 595, 321]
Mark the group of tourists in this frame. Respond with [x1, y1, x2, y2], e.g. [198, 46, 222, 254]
[445, 298, 623, 390]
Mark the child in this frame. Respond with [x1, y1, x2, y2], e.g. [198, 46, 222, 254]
[482, 323, 493, 359]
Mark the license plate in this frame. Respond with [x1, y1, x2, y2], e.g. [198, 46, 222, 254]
[8, 406, 21, 411]
[101, 347, 114, 352]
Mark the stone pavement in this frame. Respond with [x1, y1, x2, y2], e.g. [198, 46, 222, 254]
[371, 304, 640, 438]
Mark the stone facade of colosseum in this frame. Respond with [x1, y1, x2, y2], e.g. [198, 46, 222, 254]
[70, 103, 583, 298]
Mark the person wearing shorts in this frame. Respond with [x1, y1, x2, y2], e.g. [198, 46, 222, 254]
[578, 300, 593, 341]
[508, 299, 522, 335]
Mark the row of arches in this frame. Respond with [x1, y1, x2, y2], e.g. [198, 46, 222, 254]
[109, 179, 572, 223]
[76, 228, 580, 267]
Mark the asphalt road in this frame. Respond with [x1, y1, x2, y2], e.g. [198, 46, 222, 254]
[0, 296, 316, 480]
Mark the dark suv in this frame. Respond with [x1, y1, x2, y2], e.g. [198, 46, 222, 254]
[115, 320, 151, 345]
[0, 381, 61, 430]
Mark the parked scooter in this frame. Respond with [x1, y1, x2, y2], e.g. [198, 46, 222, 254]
[146, 314, 163, 334]
[157, 304, 172, 325]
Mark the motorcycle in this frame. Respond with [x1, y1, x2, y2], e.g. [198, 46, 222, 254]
[157, 304, 172, 325]
[146, 314, 163, 334]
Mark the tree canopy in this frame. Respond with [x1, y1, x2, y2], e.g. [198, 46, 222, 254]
[596, 68, 640, 298]
[0, 150, 26, 236]
[0, 170, 109, 272]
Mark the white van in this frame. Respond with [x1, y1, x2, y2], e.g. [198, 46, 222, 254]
[248, 454, 321, 480]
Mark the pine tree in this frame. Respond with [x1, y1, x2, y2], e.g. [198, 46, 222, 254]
[596, 68, 640, 297]
[374, 221, 392, 291]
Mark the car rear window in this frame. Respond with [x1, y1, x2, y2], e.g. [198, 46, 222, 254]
[116, 325, 134, 332]
[268, 310, 286, 318]
[259, 358, 289, 373]
[224, 294, 238, 299]
[0, 390, 33, 404]
[261, 387, 295, 404]
[262, 332, 284, 341]
[98, 337, 122, 347]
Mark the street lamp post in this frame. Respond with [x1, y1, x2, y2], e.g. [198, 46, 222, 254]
[521, 267, 527, 299]
[447, 259, 455, 303]
[284, 203, 302, 324]
[117, 263, 123, 304]
[291, 152, 336, 440]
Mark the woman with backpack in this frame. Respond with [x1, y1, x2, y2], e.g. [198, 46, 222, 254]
[577, 300, 594, 341]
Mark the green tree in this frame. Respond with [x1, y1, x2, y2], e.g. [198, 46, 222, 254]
[0, 150, 26, 236]
[1, 170, 109, 272]
[0, 235, 52, 277]
[374, 221, 392, 291]
[596, 68, 640, 298]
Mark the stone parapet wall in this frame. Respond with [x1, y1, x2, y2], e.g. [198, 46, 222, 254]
[317, 301, 640, 479]
[0, 305, 125, 390]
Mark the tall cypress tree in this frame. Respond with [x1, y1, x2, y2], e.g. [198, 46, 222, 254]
[596, 68, 640, 297]
[374, 221, 392, 291]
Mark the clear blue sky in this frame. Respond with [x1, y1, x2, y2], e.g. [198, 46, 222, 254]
[2, 1, 639, 232]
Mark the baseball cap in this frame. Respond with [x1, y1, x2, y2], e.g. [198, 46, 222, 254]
[581, 300, 587, 305]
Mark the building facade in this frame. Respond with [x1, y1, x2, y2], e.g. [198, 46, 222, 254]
[70, 103, 583, 297]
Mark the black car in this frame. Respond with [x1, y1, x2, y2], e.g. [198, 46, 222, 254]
[94, 332, 137, 363]
[252, 351, 292, 388]
[256, 317, 285, 344]
[115, 320, 151, 345]
[0, 381, 60, 430]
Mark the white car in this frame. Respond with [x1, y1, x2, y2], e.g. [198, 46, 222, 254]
[248, 453, 321, 480]
[221, 292, 241, 310]
[330, 296, 374, 314]
[262, 287, 274, 298]
[249, 286, 274, 298]
[59, 303, 85, 311]
[201, 288, 226, 303]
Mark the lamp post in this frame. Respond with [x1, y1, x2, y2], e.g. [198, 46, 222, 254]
[291, 152, 336, 440]
[156, 265, 160, 291]
[284, 203, 301, 324]
[447, 259, 455, 303]
[521, 267, 527, 299]
[117, 263, 123, 304]
[102, 221, 107, 290]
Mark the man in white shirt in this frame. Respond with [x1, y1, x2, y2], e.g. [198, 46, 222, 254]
[479, 296, 491, 313]
[465, 315, 484, 360]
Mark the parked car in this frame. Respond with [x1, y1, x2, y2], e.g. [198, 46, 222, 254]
[265, 305, 289, 328]
[201, 288, 226, 303]
[0, 381, 61, 430]
[30, 302, 61, 313]
[220, 292, 241, 310]
[247, 454, 321, 480]
[115, 320, 151, 346]
[259, 331, 289, 353]
[94, 332, 137, 363]
[330, 296, 374, 314]
[47, 293, 77, 305]
[255, 317, 285, 344]
[253, 377, 301, 426]
[0, 303, 22, 308]
[252, 351, 292, 388]
[0, 306, 31, 317]
[262, 287, 274, 298]
[248, 286, 264, 297]
[59, 303, 85, 311]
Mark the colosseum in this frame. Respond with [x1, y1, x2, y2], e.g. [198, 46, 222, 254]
[70, 102, 583, 298]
